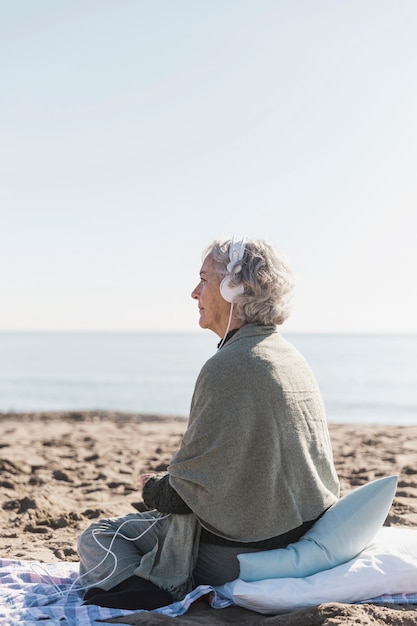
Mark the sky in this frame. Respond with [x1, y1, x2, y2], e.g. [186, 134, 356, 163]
[1, 0, 417, 334]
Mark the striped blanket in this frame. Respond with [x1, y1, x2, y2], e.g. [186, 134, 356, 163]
[0, 558, 229, 625]
[1, 558, 416, 625]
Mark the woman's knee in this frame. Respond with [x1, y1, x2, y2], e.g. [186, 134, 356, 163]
[77, 517, 115, 556]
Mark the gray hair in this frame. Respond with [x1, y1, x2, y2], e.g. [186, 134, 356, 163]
[204, 238, 295, 326]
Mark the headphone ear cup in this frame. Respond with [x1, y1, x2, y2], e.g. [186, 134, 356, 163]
[220, 276, 244, 303]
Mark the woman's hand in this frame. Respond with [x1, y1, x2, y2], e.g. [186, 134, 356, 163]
[140, 473, 156, 490]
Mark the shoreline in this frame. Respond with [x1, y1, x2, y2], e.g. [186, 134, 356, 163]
[0, 410, 188, 423]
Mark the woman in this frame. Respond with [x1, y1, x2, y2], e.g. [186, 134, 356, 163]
[77, 236, 340, 609]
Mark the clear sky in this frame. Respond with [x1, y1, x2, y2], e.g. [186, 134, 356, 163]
[2, 1, 416, 333]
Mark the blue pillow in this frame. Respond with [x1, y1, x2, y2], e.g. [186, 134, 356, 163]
[238, 475, 398, 582]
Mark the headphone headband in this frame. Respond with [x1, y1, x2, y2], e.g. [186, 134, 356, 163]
[220, 235, 247, 303]
[227, 236, 247, 270]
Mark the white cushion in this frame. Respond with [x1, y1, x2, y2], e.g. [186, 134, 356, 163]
[217, 527, 417, 614]
[238, 475, 398, 582]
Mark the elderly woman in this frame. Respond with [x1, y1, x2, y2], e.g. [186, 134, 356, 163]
[77, 237, 340, 610]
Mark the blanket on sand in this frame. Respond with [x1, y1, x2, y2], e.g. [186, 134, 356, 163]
[0, 559, 223, 626]
[1, 558, 417, 626]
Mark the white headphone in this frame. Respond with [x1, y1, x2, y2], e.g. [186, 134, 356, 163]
[220, 236, 247, 303]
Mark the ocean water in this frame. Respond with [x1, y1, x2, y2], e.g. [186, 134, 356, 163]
[0, 332, 416, 425]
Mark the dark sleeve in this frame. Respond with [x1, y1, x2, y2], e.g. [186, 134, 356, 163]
[142, 474, 192, 514]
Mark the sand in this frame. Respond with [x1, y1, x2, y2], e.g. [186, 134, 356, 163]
[1, 411, 417, 624]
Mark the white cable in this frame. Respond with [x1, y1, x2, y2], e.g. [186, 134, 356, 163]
[217, 303, 234, 350]
[38, 512, 170, 600]
[73, 512, 170, 594]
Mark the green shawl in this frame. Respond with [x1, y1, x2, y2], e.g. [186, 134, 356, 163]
[169, 324, 339, 542]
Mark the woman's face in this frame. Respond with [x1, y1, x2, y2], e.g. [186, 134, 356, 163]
[191, 254, 231, 338]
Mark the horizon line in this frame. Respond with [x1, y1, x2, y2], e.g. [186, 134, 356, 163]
[1, 329, 416, 336]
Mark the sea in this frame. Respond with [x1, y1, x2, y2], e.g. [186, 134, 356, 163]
[0, 332, 416, 425]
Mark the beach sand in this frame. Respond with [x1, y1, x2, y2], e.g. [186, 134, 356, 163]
[1, 411, 417, 624]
